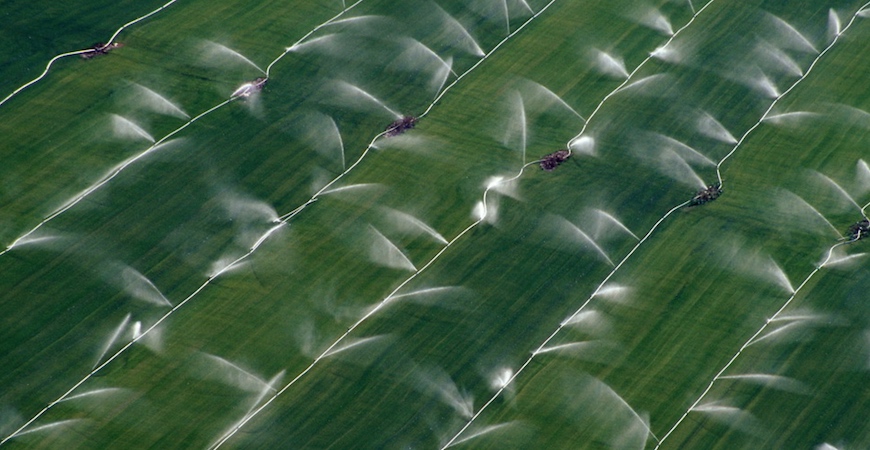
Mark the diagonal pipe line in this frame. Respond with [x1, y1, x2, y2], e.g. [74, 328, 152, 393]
[565, 0, 719, 155]
[440, 0, 722, 446]
[0, 0, 180, 110]
[0, 0, 368, 259]
[653, 239, 852, 449]
[0, 98, 234, 259]
[446, 0, 870, 443]
[209, 2, 565, 447]
[211, 158, 540, 450]
[1, 0, 547, 444]
[652, 2, 870, 447]
[0, 2, 371, 445]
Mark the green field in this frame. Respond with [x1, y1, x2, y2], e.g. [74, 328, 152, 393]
[1, 0, 869, 448]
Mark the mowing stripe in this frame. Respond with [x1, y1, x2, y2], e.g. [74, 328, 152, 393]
[439, 0, 724, 446]
[653, 239, 854, 449]
[565, 0, 719, 155]
[654, 8, 870, 447]
[715, 2, 870, 186]
[0, 0, 549, 444]
[0, 0, 180, 110]
[0, 0, 366, 259]
[208, 2, 565, 447]
[0, 2, 371, 445]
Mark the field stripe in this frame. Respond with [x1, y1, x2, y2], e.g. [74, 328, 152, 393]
[439, 0, 723, 446]
[0, 0, 180, 110]
[653, 240, 853, 448]
[445, 2, 870, 446]
[0, 0, 366, 259]
[654, 7, 870, 446]
[208, 2, 566, 447]
[565, 0, 718, 154]
[1, 0, 552, 444]
[0, 2, 372, 445]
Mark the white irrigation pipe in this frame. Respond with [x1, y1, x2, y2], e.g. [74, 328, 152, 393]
[0, 2, 370, 445]
[0, 0, 179, 109]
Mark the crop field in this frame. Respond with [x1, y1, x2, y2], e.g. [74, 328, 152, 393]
[1, 0, 869, 448]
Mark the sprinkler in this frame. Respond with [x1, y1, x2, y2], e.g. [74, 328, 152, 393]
[384, 116, 417, 136]
[540, 149, 570, 171]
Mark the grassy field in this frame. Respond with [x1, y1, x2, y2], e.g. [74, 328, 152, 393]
[1, 0, 869, 448]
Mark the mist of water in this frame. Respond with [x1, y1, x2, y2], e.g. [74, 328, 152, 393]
[94, 313, 132, 369]
[766, 13, 818, 53]
[648, 132, 716, 166]
[130, 320, 163, 352]
[517, 78, 584, 121]
[650, 44, 683, 64]
[775, 190, 841, 237]
[115, 264, 172, 307]
[111, 114, 155, 142]
[736, 65, 780, 98]
[201, 41, 265, 74]
[195, 353, 272, 393]
[292, 113, 345, 170]
[318, 183, 384, 197]
[467, 0, 535, 34]
[369, 226, 417, 271]
[322, 334, 388, 358]
[220, 193, 279, 224]
[533, 340, 618, 363]
[591, 284, 632, 304]
[286, 33, 339, 54]
[12, 419, 83, 438]
[697, 111, 737, 143]
[763, 111, 821, 126]
[501, 91, 527, 164]
[560, 309, 614, 336]
[489, 366, 514, 391]
[635, 145, 707, 189]
[387, 286, 472, 310]
[444, 421, 522, 448]
[388, 38, 456, 94]
[566, 135, 596, 156]
[822, 246, 867, 268]
[828, 9, 842, 43]
[585, 209, 639, 241]
[636, 7, 674, 35]
[616, 73, 670, 95]
[6, 234, 60, 250]
[434, 4, 485, 56]
[713, 239, 795, 294]
[130, 83, 189, 119]
[857, 160, 870, 196]
[593, 50, 629, 78]
[747, 320, 809, 347]
[813, 171, 863, 211]
[718, 373, 809, 394]
[381, 207, 448, 244]
[754, 40, 804, 77]
[327, 80, 402, 119]
[692, 401, 763, 435]
[60, 387, 126, 403]
[550, 215, 614, 265]
[412, 365, 474, 419]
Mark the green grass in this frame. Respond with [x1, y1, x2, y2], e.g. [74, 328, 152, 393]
[1, 0, 869, 448]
